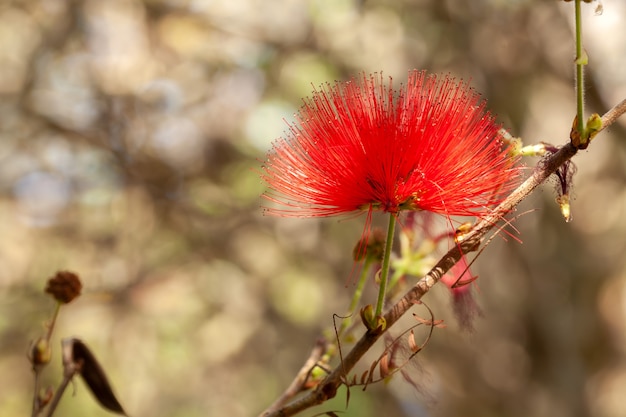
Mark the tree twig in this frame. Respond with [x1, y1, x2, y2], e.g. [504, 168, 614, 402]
[43, 339, 82, 417]
[600, 98, 626, 130]
[261, 338, 327, 415]
[258, 98, 626, 417]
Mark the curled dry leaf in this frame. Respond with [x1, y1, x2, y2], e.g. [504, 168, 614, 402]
[63, 338, 127, 415]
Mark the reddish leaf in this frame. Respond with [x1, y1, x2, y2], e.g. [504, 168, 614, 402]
[433, 320, 447, 329]
[413, 313, 446, 328]
[408, 330, 420, 353]
[379, 353, 390, 378]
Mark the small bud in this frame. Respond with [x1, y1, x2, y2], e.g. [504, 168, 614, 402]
[574, 49, 589, 66]
[454, 222, 472, 244]
[586, 113, 602, 142]
[556, 194, 572, 223]
[360, 304, 375, 327]
[45, 271, 82, 304]
[31, 337, 52, 367]
[374, 316, 386, 332]
[570, 113, 602, 150]
[359, 305, 386, 333]
[519, 143, 548, 157]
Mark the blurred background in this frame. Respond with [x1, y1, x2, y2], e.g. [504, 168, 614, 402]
[1, 0, 625, 416]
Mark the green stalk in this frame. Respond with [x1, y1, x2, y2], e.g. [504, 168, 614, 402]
[574, 0, 585, 135]
[340, 257, 373, 336]
[45, 302, 61, 341]
[374, 214, 396, 318]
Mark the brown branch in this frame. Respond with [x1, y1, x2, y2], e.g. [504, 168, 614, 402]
[261, 338, 327, 415]
[258, 98, 626, 417]
[599, 98, 626, 130]
[43, 339, 82, 417]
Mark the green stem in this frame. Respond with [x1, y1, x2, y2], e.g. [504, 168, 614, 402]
[31, 302, 61, 417]
[574, 0, 585, 134]
[340, 257, 373, 336]
[45, 303, 61, 341]
[374, 214, 396, 318]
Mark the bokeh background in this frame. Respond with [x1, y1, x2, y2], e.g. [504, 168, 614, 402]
[1, 0, 625, 416]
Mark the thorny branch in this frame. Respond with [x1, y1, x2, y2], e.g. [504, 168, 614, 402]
[258, 98, 626, 417]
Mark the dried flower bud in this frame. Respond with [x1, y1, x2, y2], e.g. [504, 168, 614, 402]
[353, 228, 386, 262]
[30, 337, 52, 367]
[45, 271, 82, 304]
[554, 160, 576, 222]
[556, 194, 572, 223]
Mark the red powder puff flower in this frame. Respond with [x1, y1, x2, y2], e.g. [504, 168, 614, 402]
[261, 70, 520, 219]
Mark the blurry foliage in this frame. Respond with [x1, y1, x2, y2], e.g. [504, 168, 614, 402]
[1, 0, 626, 416]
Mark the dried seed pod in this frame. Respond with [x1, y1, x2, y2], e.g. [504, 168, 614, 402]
[45, 271, 82, 304]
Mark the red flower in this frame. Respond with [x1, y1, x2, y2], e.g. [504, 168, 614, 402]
[262, 70, 520, 218]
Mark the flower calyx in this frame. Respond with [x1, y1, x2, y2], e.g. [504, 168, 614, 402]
[360, 304, 386, 334]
